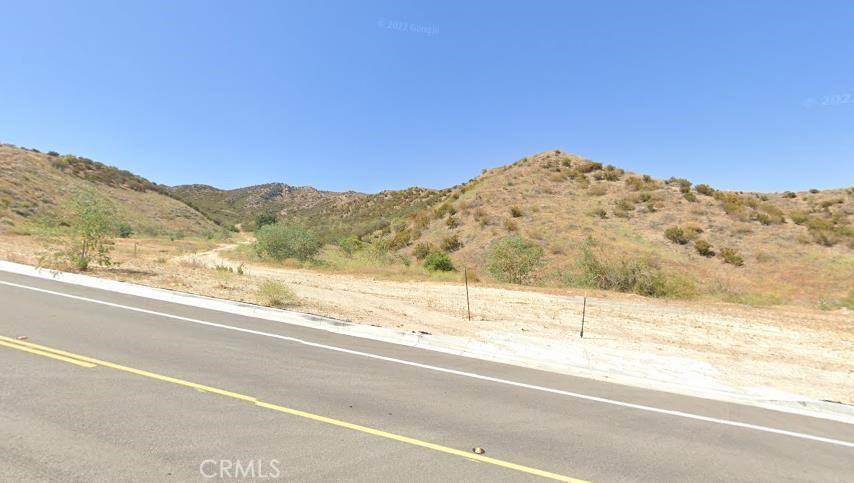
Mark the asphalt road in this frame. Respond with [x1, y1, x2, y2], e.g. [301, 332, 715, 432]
[1, 270, 852, 482]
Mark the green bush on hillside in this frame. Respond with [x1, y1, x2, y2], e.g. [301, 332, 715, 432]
[338, 235, 366, 256]
[424, 251, 454, 272]
[255, 212, 278, 230]
[117, 222, 133, 238]
[695, 184, 714, 196]
[255, 222, 320, 261]
[485, 235, 544, 285]
[664, 226, 688, 244]
[694, 239, 714, 256]
[564, 242, 694, 298]
[720, 247, 744, 266]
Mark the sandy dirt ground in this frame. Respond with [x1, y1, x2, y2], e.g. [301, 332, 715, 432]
[2, 234, 852, 404]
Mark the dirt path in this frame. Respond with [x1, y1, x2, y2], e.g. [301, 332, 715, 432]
[176, 242, 854, 404]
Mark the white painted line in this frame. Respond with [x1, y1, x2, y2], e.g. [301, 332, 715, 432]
[1, 279, 853, 449]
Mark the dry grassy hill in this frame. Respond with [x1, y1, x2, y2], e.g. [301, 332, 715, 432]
[392, 151, 853, 307]
[0, 144, 219, 236]
[2, 141, 850, 308]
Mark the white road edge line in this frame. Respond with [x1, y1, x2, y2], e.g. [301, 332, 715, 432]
[2, 279, 853, 450]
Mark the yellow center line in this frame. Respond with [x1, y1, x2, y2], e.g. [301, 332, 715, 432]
[0, 339, 97, 368]
[0, 335, 586, 482]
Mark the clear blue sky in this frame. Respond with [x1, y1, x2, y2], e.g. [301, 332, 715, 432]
[1, 1, 852, 192]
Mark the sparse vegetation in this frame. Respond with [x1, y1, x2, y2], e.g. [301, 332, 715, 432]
[257, 280, 299, 308]
[440, 234, 463, 252]
[509, 206, 523, 217]
[413, 242, 432, 260]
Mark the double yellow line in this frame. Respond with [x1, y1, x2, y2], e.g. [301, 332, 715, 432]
[0, 335, 587, 482]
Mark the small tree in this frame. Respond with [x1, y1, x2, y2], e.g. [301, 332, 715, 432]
[255, 222, 320, 262]
[59, 189, 117, 270]
[486, 235, 544, 284]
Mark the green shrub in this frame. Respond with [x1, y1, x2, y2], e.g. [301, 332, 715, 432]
[694, 239, 714, 256]
[510, 206, 523, 217]
[338, 236, 366, 256]
[695, 184, 715, 196]
[720, 247, 744, 266]
[565, 242, 694, 298]
[257, 280, 299, 308]
[255, 212, 278, 230]
[664, 226, 688, 244]
[485, 236, 544, 284]
[782, 191, 797, 199]
[255, 222, 321, 261]
[445, 216, 460, 228]
[683, 192, 697, 202]
[413, 242, 432, 260]
[117, 223, 133, 238]
[424, 251, 454, 272]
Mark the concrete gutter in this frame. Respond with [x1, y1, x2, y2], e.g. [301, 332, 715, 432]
[1, 259, 852, 424]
